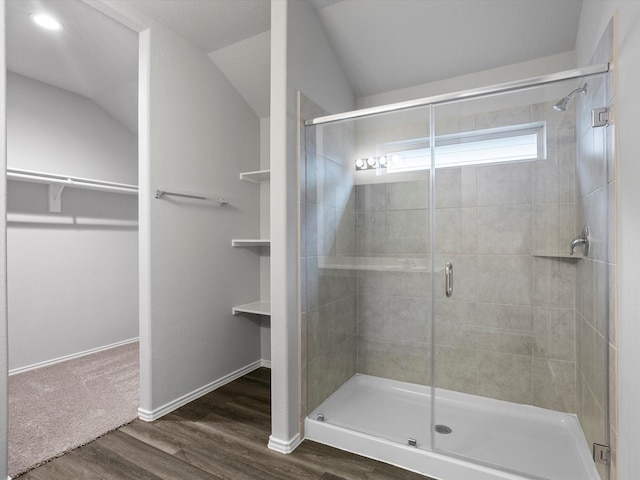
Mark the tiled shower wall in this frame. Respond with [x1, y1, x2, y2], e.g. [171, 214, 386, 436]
[575, 20, 616, 480]
[355, 176, 432, 385]
[355, 101, 581, 412]
[303, 89, 613, 427]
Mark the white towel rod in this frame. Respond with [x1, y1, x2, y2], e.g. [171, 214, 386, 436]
[154, 189, 229, 206]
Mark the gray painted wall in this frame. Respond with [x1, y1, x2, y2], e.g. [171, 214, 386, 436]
[139, 21, 263, 416]
[6, 72, 139, 372]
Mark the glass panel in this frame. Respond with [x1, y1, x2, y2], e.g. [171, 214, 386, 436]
[576, 69, 612, 480]
[431, 76, 609, 480]
[303, 104, 434, 449]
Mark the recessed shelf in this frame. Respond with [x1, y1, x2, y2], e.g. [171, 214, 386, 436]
[231, 239, 270, 247]
[232, 301, 271, 316]
[318, 256, 430, 272]
[532, 251, 582, 259]
[239, 169, 270, 183]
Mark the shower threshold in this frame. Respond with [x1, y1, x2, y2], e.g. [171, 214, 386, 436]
[306, 374, 598, 480]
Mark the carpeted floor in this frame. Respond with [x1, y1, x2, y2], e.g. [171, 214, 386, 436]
[8, 342, 139, 478]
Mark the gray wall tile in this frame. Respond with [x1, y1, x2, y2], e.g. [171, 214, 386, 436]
[435, 345, 477, 394]
[435, 207, 477, 255]
[533, 257, 576, 308]
[477, 351, 532, 404]
[532, 307, 575, 361]
[477, 162, 532, 206]
[477, 205, 532, 255]
[532, 358, 576, 413]
[477, 304, 532, 331]
[357, 335, 430, 385]
[387, 180, 429, 210]
[478, 255, 532, 305]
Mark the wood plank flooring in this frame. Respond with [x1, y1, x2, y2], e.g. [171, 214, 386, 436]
[16, 368, 433, 479]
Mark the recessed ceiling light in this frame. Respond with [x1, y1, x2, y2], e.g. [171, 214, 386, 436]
[30, 13, 63, 31]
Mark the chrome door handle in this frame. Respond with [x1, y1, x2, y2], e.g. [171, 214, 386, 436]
[445, 262, 453, 297]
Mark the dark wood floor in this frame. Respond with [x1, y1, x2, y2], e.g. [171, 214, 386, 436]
[16, 368, 432, 479]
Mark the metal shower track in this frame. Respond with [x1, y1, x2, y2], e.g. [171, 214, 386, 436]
[304, 63, 610, 126]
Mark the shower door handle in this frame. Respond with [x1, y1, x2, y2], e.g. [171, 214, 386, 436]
[445, 262, 453, 297]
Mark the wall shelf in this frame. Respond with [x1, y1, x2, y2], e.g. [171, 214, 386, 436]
[232, 239, 271, 247]
[239, 169, 270, 184]
[318, 256, 430, 272]
[7, 167, 138, 213]
[532, 251, 582, 259]
[232, 301, 271, 316]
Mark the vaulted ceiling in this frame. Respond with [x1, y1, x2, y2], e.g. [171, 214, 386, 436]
[6, 0, 584, 124]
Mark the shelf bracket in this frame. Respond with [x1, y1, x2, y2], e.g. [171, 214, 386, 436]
[49, 184, 65, 213]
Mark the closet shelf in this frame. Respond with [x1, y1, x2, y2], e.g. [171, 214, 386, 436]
[232, 239, 271, 247]
[7, 168, 138, 213]
[239, 169, 270, 183]
[232, 301, 271, 316]
[7, 168, 138, 194]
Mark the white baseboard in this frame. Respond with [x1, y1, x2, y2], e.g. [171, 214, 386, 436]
[9, 337, 139, 376]
[268, 433, 302, 454]
[138, 359, 264, 422]
[260, 358, 271, 368]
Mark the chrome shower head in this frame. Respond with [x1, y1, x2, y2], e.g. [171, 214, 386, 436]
[554, 83, 588, 112]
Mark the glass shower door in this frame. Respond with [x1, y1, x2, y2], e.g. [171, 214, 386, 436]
[430, 76, 610, 480]
[303, 103, 434, 450]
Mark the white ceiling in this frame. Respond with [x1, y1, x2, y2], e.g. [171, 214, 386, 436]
[316, 0, 583, 97]
[5, 0, 584, 124]
[6, 0, 139, 132]
[208, 31, 271, 119]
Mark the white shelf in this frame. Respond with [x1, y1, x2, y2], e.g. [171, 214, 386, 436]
[232, 301, 271, 316]
[532, 251, 582, 259]
[7, 167, 138, 213]
[7, 168, 138, 194]
[239, 169, 270, 183]
[318, 256, 430, 272]
[232, 239, 270, 247]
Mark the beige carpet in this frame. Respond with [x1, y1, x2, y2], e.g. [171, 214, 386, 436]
[8, 342, 139, 478]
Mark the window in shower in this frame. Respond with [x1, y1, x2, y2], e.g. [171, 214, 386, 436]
[372, 122, 546, 173]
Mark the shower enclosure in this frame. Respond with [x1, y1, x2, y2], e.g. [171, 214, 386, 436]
[302, 65, 612, 480]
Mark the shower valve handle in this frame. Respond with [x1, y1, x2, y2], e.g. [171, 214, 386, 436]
[445, 262, 453, 297]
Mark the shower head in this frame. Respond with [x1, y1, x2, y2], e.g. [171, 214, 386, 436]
[553, 83, 588, 112]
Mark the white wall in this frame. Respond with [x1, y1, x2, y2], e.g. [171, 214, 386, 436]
[7, 72, 137, 183]
[270, 0, 354, 452]
[6, 72, 138, 371]
[357, 51, 576, 108]
[139, 20, 263, 418]
[0, 2, 8, 475]
[576, 3, 640, 479]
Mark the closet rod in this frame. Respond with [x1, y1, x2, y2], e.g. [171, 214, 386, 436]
[7, 168, 138, 195]
[154, 189, 229, 206]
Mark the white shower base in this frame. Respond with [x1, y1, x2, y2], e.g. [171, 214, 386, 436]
[306, 374, 599, 480]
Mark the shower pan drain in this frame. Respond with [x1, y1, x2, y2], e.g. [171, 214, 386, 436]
[435, 424, 453, 434]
